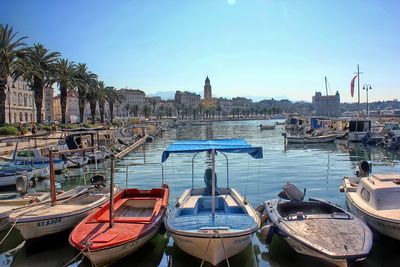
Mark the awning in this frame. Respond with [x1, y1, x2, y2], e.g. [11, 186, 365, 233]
[161, 139, 263, 162]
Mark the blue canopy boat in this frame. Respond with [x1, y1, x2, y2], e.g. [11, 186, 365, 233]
[163, 139, 263, 266]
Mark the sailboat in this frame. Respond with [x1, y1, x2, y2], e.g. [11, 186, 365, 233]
[163, 139, 263, 265]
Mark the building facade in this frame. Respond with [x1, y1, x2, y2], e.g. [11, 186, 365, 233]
[312, 91, 341, 116]
[175, 91, 201, 109]
[5, 76, 53, 123]
[118, 89, 146, 110]
[204, 76, 212, 100]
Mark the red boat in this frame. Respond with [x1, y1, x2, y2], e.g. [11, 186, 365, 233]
[69, 185, 169, 266]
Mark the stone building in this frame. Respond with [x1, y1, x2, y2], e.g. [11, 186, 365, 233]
[5, 76, 53, 123]
[118, 89, 146, 110]
[204, 76, 212, 100]
[312, 91, 340, 116]
[175, 91, 201, 109]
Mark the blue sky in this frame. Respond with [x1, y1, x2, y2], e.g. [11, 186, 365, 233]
[2, 0, 399, 102]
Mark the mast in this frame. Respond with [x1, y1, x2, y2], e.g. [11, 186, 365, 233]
[357, 64, 361, 116]
[325, 76, 329, 116]
[109, 156, 115, 228]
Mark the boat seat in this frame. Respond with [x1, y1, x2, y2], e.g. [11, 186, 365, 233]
[94, 197, 161, 223]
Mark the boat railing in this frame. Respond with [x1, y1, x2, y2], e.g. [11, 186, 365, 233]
[191, 151, 229, 189]
[119, 163, 165, 188]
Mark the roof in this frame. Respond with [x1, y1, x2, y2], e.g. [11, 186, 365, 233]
[161, 139, 263, 162]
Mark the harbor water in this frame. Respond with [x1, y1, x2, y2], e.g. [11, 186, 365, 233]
[1, 120, 400, 267]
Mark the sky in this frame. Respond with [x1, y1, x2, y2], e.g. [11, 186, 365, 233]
[2, 0, 400, 102]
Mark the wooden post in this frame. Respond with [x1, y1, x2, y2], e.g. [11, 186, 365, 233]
[49, 150, 57, 206]
[109, 156, 115, 228]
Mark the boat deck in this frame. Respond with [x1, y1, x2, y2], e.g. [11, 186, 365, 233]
[169, 193, 257, 232]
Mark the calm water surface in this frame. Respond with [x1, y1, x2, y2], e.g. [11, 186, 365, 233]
[1, 120, 400, 267]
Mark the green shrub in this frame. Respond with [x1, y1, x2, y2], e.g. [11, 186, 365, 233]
[0, 125, 19, 136]
[38, 124, 52, 132]
[82, 123, 92, 128]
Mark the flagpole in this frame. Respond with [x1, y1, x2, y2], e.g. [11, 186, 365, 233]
[357, 64, 360, 116]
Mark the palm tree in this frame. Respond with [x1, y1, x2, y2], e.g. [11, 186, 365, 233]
[54, 59, 77, 123]
[105, 86, 122, 123]
[0, 24, 27, 124]
[86, 79, 99, 124]
[74, 63, 97, 123]
[97, 81, 106, 123]
[14, 43, 60, 123]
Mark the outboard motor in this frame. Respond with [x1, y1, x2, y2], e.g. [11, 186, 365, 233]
[204, 168, 217, 195]
[16, 176, 29, 196]
[90, 175, 106, 188]
[277, 182, 305, 201]
[357, 160, 371, 177]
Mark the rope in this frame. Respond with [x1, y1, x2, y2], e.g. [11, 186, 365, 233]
[199, 233, 214, 267]
[218, 234, 231, 267]
[62, 248, 85, 267]
[0, 217, 18, 246]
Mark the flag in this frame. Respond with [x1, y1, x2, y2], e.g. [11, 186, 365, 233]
[350, 75, 358, 97]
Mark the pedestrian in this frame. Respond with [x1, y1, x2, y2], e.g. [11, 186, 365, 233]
[18, 122, 24, 136]
[31, 122, 37, 135]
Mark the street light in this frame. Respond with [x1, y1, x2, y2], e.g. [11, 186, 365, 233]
[363, 84, 372, 117]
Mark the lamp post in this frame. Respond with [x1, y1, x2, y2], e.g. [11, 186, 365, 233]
[363, 84, 372, 117]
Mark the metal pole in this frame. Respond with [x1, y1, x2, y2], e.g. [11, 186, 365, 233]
[357, 64, 360, 116]
[211, 149, 216, 218]
[109, 156, 115, 228]
[49, 150, 57, 206]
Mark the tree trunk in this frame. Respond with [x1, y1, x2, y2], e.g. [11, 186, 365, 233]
[60, 84, 67, 124]
[0, 79, 7, 124]
[33, 76, 44, 123]
[90, 100, 96, 124]
[79, 97, 85, 123]
[99, 101, 105, 123]
[109, 103, 114, 123]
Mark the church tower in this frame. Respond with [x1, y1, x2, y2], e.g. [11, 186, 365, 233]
[204, 76, 212, 100]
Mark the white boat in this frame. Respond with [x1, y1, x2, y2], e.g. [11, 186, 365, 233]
[0, 163, 49, 187]
[262, 183, 372, 267]
[259, 124, 275, 130]
[9, 181, 117, 240]
[11, 147, 65, 173]
[341, 170, 400, 240]
[347, 119, 371, 142]
[285, 133, 336, 144]
[0, 176, 50, 230]
[64, 154, 89, 168]
[163, 139, 263, 265]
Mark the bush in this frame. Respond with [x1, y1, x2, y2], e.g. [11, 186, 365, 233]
[0, 125, 19, 136]
[82, 123, 92, 128]
[38, 124, 52, 132]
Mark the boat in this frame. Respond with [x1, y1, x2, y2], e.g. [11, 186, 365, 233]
[261, 183, 372, 267]
[347, 119, 371, 142]
[340, 163, 400, 240]
[9, 166, 116, 240]
[164, 139, 263, 266]
[0, 162, 48, 187]
[0, 176, 50, 230]
[284, 133, 337, 144]
[259, 124, 275, 130]
[69, 167, 169, 266]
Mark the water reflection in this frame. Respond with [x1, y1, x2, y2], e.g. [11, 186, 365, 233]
[1, 120, 400, 266]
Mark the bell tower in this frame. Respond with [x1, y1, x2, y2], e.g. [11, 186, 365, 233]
[204, 76, 212, 100]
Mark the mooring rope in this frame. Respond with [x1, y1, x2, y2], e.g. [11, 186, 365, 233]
[0, 217, 18, 246]
[218, 234, 231, 267]
[199, 233, 214, 267]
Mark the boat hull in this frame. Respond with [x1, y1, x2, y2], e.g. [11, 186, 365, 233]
[83, 224, 160, 266]
[346, 194, 400, 240]
[170, 231, 253, 266]
[286, 135, 336, 144]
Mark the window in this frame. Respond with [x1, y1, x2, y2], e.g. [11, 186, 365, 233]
[360, 188, 370, 202]
[24, 94, 28, 106]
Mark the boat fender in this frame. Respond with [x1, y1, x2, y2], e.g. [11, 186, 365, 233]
[16, 176, 29, 195]
[339, 186, 345, 193]
[260, 212, 269, 224]
[260, 225, 275, 244]
[255, 203, 265, 213]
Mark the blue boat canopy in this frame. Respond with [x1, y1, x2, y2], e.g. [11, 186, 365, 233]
[161, 139, 263, 162]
